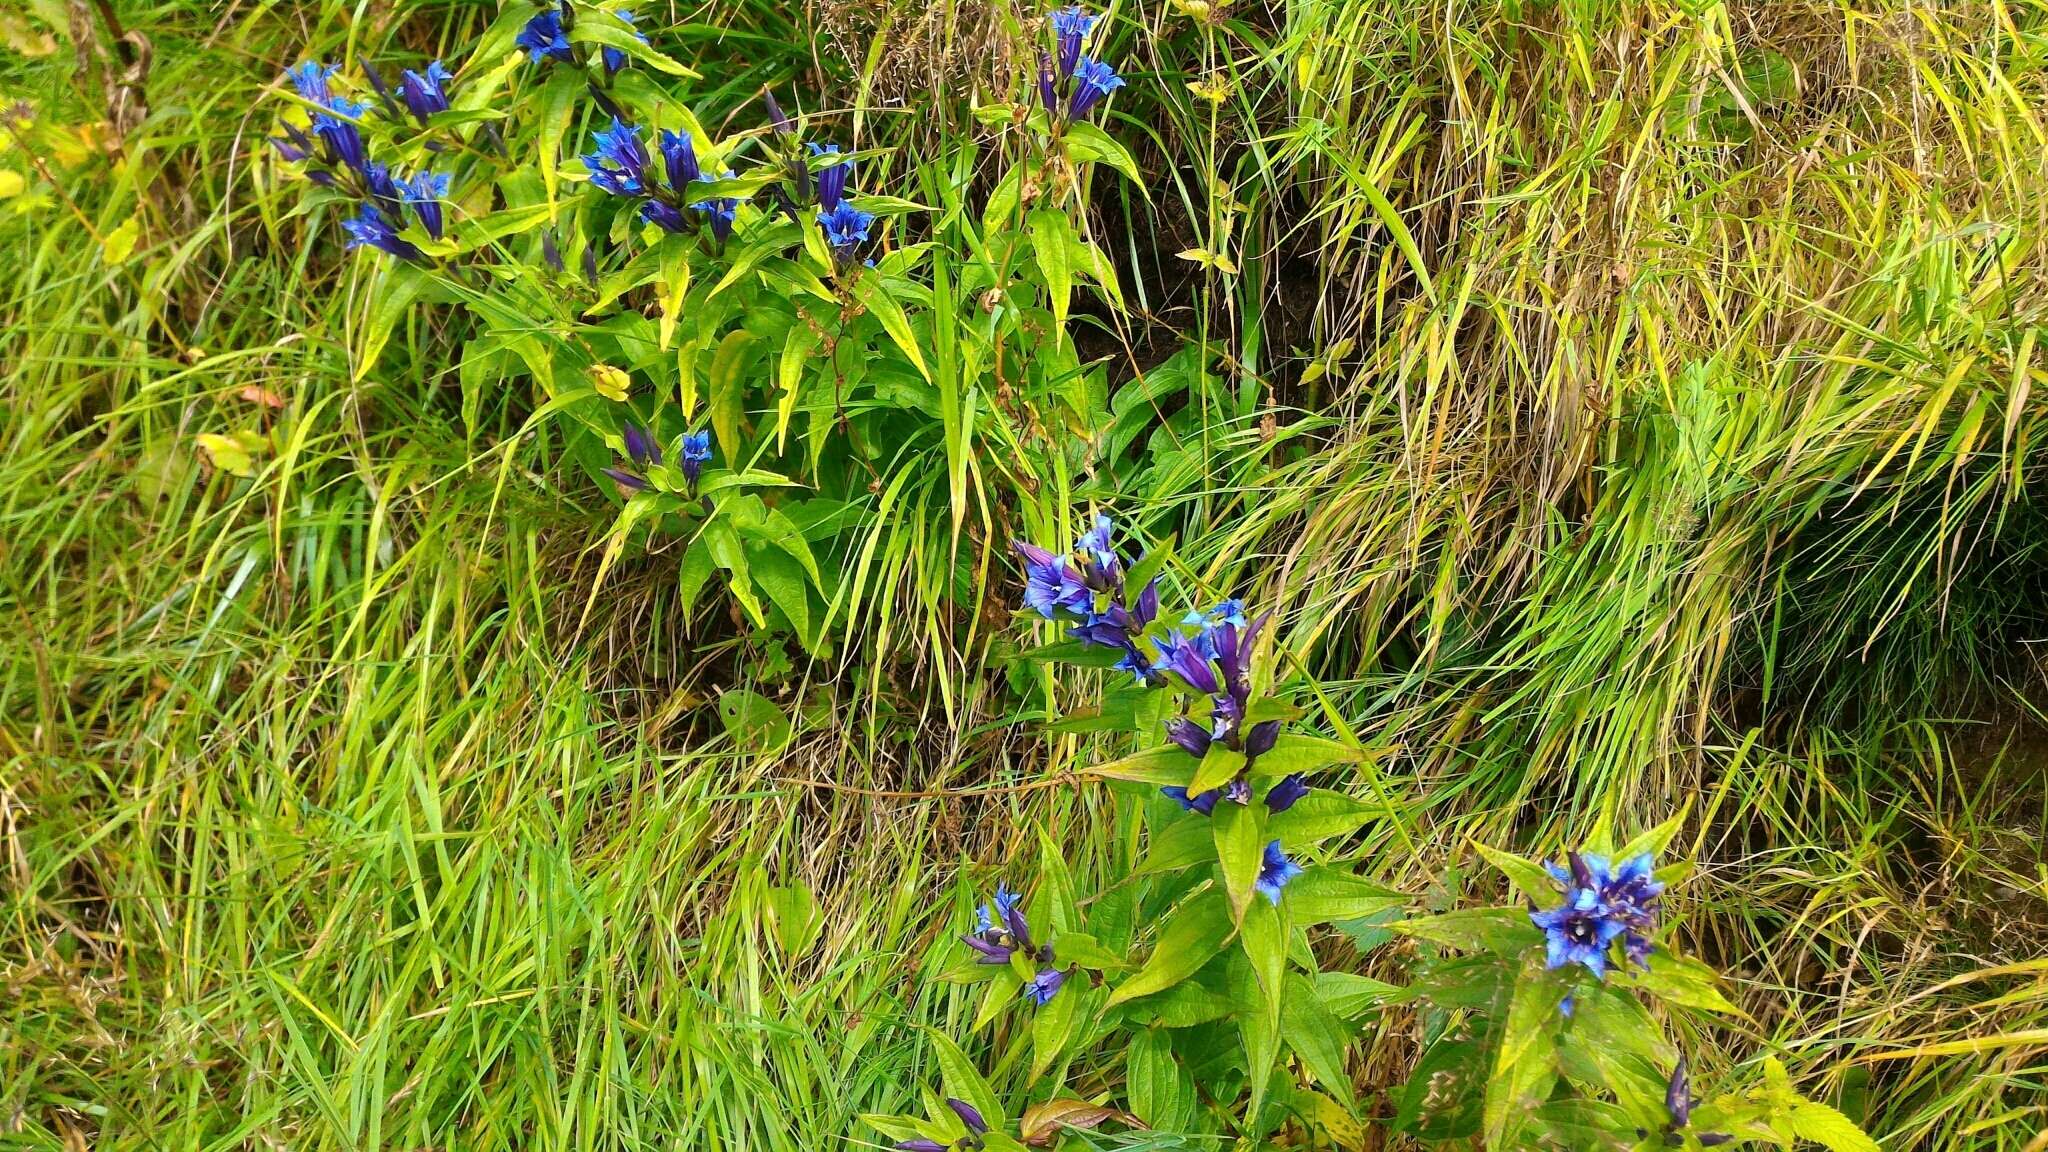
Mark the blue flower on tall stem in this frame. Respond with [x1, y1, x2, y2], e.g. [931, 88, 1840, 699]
[1255, 841, 1304, 904]
[1012, 513, 1166, 683]
[309, 95, 371, 174]
[397, 61, 452, 121]
[808, 142, 853, 209]
[286, 61, 337, 105]
[1025, 967, 1067, 1006]
[680, 430, 712, 488]
[818, 201, 874, 262]
[1530, 852, 1662, 979]
[342, 203, 422, 260]
[517, 9, 575, 64]
[402, 171, 449, 239]
[1050, 5, 1098, 78]
[1036, 6, 1124, 124]
[1067, 57, 1126, 118]
[583, 117, 650, 196]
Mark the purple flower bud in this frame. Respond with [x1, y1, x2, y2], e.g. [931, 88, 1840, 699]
[1264, 774, 1308, 813]
[946, 1098, 989, 1135]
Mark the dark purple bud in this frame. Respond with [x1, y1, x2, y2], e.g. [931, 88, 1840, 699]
[541, 230, 564, 272]
[582, 244, 599, 287]
[1038, 58, 1059, 116]
[895, 1142, 947, 1152]
[1002, 900, 1034, 954]
[960, 934, 1012, 964]
[764, 89, 793, 134]
[946, 1098, 988, 1135]
[622, 422, 660, 468]
[1164, 716, 1212, 759]
[1666, 1055, 1694, 1129]
[1698, 1136, 1734, 1147]
[1264, 773, 1308, 813]
[603, 467, 649, 492]
[1243, 720, 1282, 761]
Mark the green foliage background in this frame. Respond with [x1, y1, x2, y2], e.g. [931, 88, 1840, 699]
[4, 0, 2048, 1147]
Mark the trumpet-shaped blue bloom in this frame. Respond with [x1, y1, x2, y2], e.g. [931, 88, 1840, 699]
[1531, 879, 1627, 978]
[397, 61, 452, 121]
[680, 429, 712, 487]
[602, 9, 647, 75]
[310, 96, 371, 173]
[641, 199, 687, 232]
[1068, 56, 1125, 117]
[1264, 774, 1309, 813]
[947, 1098, 989, 1136]
[817, 200, 874, 259]
[659, 128, 700, 192]
[1540, 851, 1664, 970]
[1013, 541, 1091, 619]
[1050, 5, 1099, 79]
[808, 142, 853, 209]
[694, 195, 738, 242]
[1256, 841, 1304, 904]
[402, 171, 449, 239]
[1025, 967, 1067, 1006]
[287, 61, 338, 106]
[517, 10, 575, 63]
[583, 117, 650, 196]
[342, 203, 421, 260]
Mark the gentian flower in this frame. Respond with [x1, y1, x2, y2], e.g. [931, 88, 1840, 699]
[659, 128, 701, 192]
[1012, 541, 1091, 619]
[1050, 5, 1098, 78]
[817, 201, 874, 261]
[961, 884, 1040, 965]
[1255, 841, 1304, 904]
[895, 1142, 948, 1152]
[1162, 715, 1212, 759]
[517, 10, 575, 64]
[397, 61, 452, 121]
[763, 90, 794, 135]
[680, 430, 712, 488]
[1531, 883, 1626, 978]
[602, 9, 647, 75]
[689, 170, 741, 243]
[583, 117, 649, 196]
[1664, 1056, 1734, 1146]
[402, 171, 449, 239]
[641, 199, 687, 232]
[603, 421, 659, 491]
[310, 96, 371, 174]
[342, 203, 421, 260]
[1540, 851, 1664, 971]
[1264, 774, 1308, 813]
[286, 61, 338, 105]
[947, 1098, 989, 1137]
[1161, 784, 1219, 815]
[362, 162, 405, 208]
[808, 142, 852, 209]
[1067, 56, 1125, 118]
[1025, 967, 1067, 1006]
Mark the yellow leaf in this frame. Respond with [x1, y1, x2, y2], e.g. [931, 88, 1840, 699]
[0, 170, 24, 199]
[588, 363, 632, 401]
[101, 217, 139, 265]
[196, 432, 265, 478]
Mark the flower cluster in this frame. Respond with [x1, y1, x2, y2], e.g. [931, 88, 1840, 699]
[581, 117, 739, 242]
[959, 884, 1067, 1005]
[895, 1098, 990, 1152]
[1012, 514, 1161, 680]
[272, 61, 452, 260]
[605, 423, 712, 494]
[1036, 5, 1125, 124]
[1529, 852, 1665, 978]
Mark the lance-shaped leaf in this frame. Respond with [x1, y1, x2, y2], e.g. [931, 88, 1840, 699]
[1281, 866, 1405, 925]
[1267, 790, 1387, 843]
[924, 1028, 1002, 1127]
[1247, 734, 1368, 776]
[1107, 889, 1233, 1006]
[1019, 1099, 1135, 1147]
[1482, 956, 1567, 1147]
[1212, 802, 1266, 917]
[1087, 745, 1199, 786]
[1188, 743, 1246, 795]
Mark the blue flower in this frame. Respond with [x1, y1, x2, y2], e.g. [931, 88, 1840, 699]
[602, 9, 648, 75]
[1264, 774, 1308, 813]
[680, 429, 712, 487]
[583, 117, 649, 196]
[1025, 967, 1067, 1006]
[1050, 5, 1099, 79]
[1163, 715, 1212, 759]
[361, 162, 405, 209]
[397, 60, 452, 121]
[690, 173, 740, 243]
[310, 97, 371, 174]
[947, 1098, 989, 1137]
[1160, 782, 1219, 814]
[962, 884, 1046, 966]
[817, 200, 873, 260]
[1664, 1055, 1734, 1146]
[659, 128, 701, 192]
[1155, 630, 1222, 697]
[1541, 851, 1664, 970]
[641, 199, 687, 232]
[402, 171, 449, 239]
[342, 203, 421, 260]
[1012, 541, 1092, 619]
[764, 90, 794, 135]
[1074, 513, 1121, 589]
[517, 10, 575, 64]
[286, 61, 338, 106]
[1068, 56, 1125, 118]
[1531, 885, 1627, 978]
[808, 142, 853, 209]
[1255, 841, 1304, 904]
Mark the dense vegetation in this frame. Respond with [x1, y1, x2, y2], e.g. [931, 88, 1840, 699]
[4, 0, 2047, 1148]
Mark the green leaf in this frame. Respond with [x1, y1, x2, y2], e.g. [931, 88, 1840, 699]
[1312, 971, 1401, 1018]
[1125, 1029, 1195, 1130]
[972, 969, 1025, 1029]
[1249, 734, 1366, 776]
[1048, 932, 1125, 971]
[1628, 953, 1742, 1014]
[356, 263, 433, 381]
[536, 69, 580, 212]
[1474, 843, 1560, 904]
[1483, 956, 1566, 1147]
[718, 689, 791, 752]
[569, 18, 699, 75]
[1784, 1101, 1881, 1152]
[1529, 1100, 1634, 1151]
[748, 548, 814, 649]
[1037, 825, 1081, 935]
[1239, 896, 1286, 1026]
[1108, 889, 1233, 1006]
[1391, 908, 1544, 954]
[1212, 802, 1265, 918]
[1242, 697, 1304, 725]
[1062, 121, 1143, 186]
[707, 329, 757, 465]
[925, 1028, 1002, 1126]
[1614, 808, 1689, 863]
[1283, 866, 1405, 925]
[1136, 816, 1212, 874]
[1030, 981, 1081, 1080]
[1015, 638, 1129, 668]
[762, 884, 821, 956]
[852, 273, 929, 380]
[1028, 207, 1073, 328]
[1280, 973, 1353, 1094]
[775, 321, 818, 451]
[1086, 745, 1197, 786]
[1268, 790, 1386, 843]
[704, 520, 764, 625]
[1189, 743, 1247, 795]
